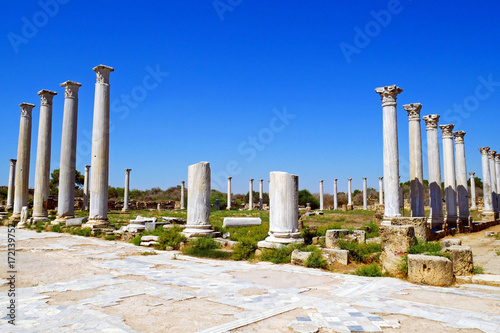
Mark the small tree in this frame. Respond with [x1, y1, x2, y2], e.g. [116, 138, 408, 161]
[49, 168, 85, 195]
[299, 189, 320, 209]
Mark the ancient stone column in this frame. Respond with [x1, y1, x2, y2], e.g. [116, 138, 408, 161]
[11, 103, 35, 224]
[440, 124, 457, 228]
[347, 178, 353, 206]
[479, 147, 494, 220]
[319, 180, 324, 210]
[83, 165, 90, 210]
[496, 155, 500, 214]
[180, 180, 186, 209]
[488, 150, 498, 214]
[257, 171, 303, 248]
[226, 177, 232, 210]
[6, 159, 16, 211]
[404, 103, 425, 217]
[453, 131, 470, 227]
[362, 177, 367, 210]
[469, 172, 477, 210]
[33, 90, 57, 221]
[122, 169, 131, 212]
[423, 115, 444, 229]
[378, 177, 384, 205]
[88, 65, 114, 227]
[248, 179, 254, 210]
[55, 81, 81, 224]
[333, 179, 338, 210]
[259, 179, 264, 210]
[375, 85, 403, 224]
[183, 162, 213, 237]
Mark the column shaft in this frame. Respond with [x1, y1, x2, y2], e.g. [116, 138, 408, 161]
[363, 177, 367, 210]
[489, 151, 498, 213]
[479, 147, 494, 218]
[248, 179, 254, 210]
[378, 177, 383, 204]
[453, 131, 469, 226]
[180, 181, 185, 209]
[122, 169, 131, 211]
[183, 162, 213, 237]
[227, 177, 232, 210]
[83, 165, 90, 210]
[440, 124, 457, 227]
[319, 180, 324, 210]
[259, 179, 264, 210]
[347, 178, 352, 205]
[333, 179, 338, 210]
[469, 172, 477, 210]
[6, 160, 16, 210]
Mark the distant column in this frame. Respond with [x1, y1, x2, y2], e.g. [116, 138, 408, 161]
[183, 162, 213, 237]
[488, 150, 498, 214]
[122, 169, 131, 212]
[6, 159, 17, 211]
[469, 172, 477, 210]
[375, 85, 403, 224]
[259, 179, 264, 210]
[11, 103, 35, 224]
[83, 165, 90, 210]
[227, 177, 232, 210]
[180, 180, 186, 209]
[248, 179, 254, 210]
[423, 114, 444, 229]
[88, 65, 114, 227]
[440, 124, 457, 228]
[347, 178, 353, 206]
[319, 180, 324, 210]
[496, 155, 500, 214]
[479, 147, 494, 220]
[453, 131, 470, 227]
[362, 177, 367, 210]
[333, 179, 338, 210]
[378, 177, 384, 205]
[404, 103, 425, 217]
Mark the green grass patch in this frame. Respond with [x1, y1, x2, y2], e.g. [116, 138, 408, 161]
[353, 263, 383, 277]
[141, 251, 158, 256]
[105, 235, 118, 241]
[338, 240, 382, 263]
[408, 240, 450, 258]
[364, 221, 379, 238]
[51, 224, 62, 233]
[70, 227, 93, 237]
[232, 237, 258, 261]
[259, 243, 303, 264]
[156, 226, 187, 250]
[183, 237, 232, 260]
[473, 266, 485, 274]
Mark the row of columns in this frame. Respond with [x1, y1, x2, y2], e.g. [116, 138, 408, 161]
[478, 147, 500, 221]
[224, 177, 265, 210]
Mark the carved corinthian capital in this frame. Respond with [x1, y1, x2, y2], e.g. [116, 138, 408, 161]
[488, 150, 497, 159]
[60, 81, 82, 99]
[423, 114, 440, 129]
[93, 64, 114, 84]
[439, 124, 455, 138]
[479, 147, 490, 155]
[403, 103, 422, 120]
[37, 89, 57, 106]
[19, 102, 35, 118]
[375, 85, 403, 107]
[452, 130, 466, 143]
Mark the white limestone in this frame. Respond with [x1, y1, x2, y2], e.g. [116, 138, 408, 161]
[378, 177, 384, 205]
[6, 159, 16, 211]
[479, 147, 494, 219]
[319, 179, 324, 210]
[496, 155, 500, 213]
[248, 178, 254, 210]
[258, 171, 303, 248]
[83, 165, 90, 210]
[362, 177, 367, 210]
[440, 124, 457, 228]
[489, 150, 498, 213]
[183, 162, 213, 237]
[259, 179, 264, 206]
[227, 177, 232, 210]
[469, 172, 477, 210]
[453, 131, 470, 227]
[88, 65, 114, 227]
[122, 169, 131, 212]
[333, 179, 338, 210]
[181, 180, 186, 209]
[223, 217, 262, 227]
[12, 103, 35, 224]
[347, 178, 352, 206]
[375, 85, 403, 224]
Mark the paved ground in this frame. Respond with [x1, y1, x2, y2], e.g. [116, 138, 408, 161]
[1, 227, 500, 332]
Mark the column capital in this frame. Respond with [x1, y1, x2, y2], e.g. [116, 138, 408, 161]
[37, 89, 57, 106]
[85, 165, 91, 170]
[423, 114, 440, 129]
[228, 177, 232, 180]
[320, 179, 324, 183]
[452, 130, 466, 143]
[181, 180, 185, 184]
[348, 178, 352, 181]
[9, 159, 17, 165]
[469, 172, 475, 177]
[60, 81, 82, 99]
[19, 103, 35, 118]
[379, 177, 383, 180]
[334, 178, 338, 181]
[403, 103, 422, 120]
[375, 85, 403, 106]
[488, 150, 497, 159]
[439, 124, 455, 138]
[496, 155, 500, 162]
[479, 147, 490, 155]
[249, 179, 254, 181]
[363, 177, 367, 181]
[125, 168, 132, 173]
[93, 65, 114, 84]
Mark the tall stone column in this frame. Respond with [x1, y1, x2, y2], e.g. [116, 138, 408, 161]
[404, 103, 425, 217]
[496, 155, 500, 214]
[88, 65, 114, 227]
[55, 81, 81, 224]
[479, 147, 494, 220]
[6, 159, 17, 211]
[122, 169, 131, 212]
[319, 179, 324, 210]
[378, 177, 384, 205]
[248, 179, 254, 210]
[257, 171, 303, 248]
[375, 85, 403, 224]
[11, 103, 35, 224]
[83, 165, 90, 210]
[488, 150, 498, 215]
[32, 90, 57, 221]
[180, 181, 186, 209]
[226, 177, 232, 210]
[183, 162, 213, 237]
[440, 124, 457, 228]
[333, 179, 338, 210]
[453, 131, 470, 227]
[259, 179, 264, 210]
[347, 178, 353, 206]
[423, 115, 444, 229]
[469, 172, 477, 210]
[362, 177, 367, 210]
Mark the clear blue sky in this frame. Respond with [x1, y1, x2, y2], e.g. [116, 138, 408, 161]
[1, 1, 499, 195]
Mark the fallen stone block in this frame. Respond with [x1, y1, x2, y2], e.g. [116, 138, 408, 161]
[325, 229, 350, 248]
[162, 217, 187, 224]
[66, 217, 88, 227]
[222, 217, 262, 228]
[141, 235, 159, 242]
[291, 249, 312, 266]
[443, 245, 473, 276]
[408, 254, 454, 286]
[379, 225, 416, 275]
[347, 230, 366, 244]
[214, 238, 237, 249]
[140, 241, 159, 247]
[391, 217, 429, 241]
[312, 236, 325, 245]
[485, 231, 496, 237]
[441, 238, 462, 248]
[321, 248, 349, 265]
[127, 224, 146, 233]
[130, 216, 157, 225]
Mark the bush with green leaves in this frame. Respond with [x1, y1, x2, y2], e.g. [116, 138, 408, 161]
[399, 255, 409, 276]
[259, 243, 303, 264]
[408, 240, 449, 258]
[70, 227, 92, 237]
[105, 235, 117, 241]
[156, 226, 186, 250]
[304, 247, 328, 269]
[130, 234, 143, 246]
[232, 237, 257, 260]
[51, 224, 62, 233]
[364, 221, 379, 238]
[298, 189, 320, 209]
[338, 240, 381, 263]
[183, 237, 232, 259]
[353, 263, 383, 277]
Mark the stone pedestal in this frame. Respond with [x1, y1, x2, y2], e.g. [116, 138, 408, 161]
[258, 171, 303, 248]
[375, 85, 403, 224]
[469, 172, 477, 210]
[226, 177, 232, 210]
[6, 159, 16, 211]
[453, 131, 470, 228]
[489, 151, 498, 215]
[122, 169, 131, 212]
[319, 179, 324, 210]
[479, 147, 494, 220]
[347, 178, 352, 206]
[440, 124, 457, 228]
[180, 180, 185, 209]
[333, 179, 338, 210]
[362, 177, 367, 210]
[88, 65, 114, 228]
[11, 103, 35, 225]
[378, 177, 383, 205]
[83, 165, 90, 211]
[248, 178, 254, 210]
[182, 162, 213, 237]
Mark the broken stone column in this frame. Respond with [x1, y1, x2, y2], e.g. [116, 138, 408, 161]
[375, 85, 403, 224]
[440, 124, 457, 228]
[6, 159, 16, 211]
[319, 179, 324, 210]
[33, 90, 57, 222]
[479, 147, 494, 220]
[362, 177, 367, 210]
[347, 178, 352, 206]
[380, 225, 416, 275]
[83, 165, 90, 211]
[489, 150, 498, 215]
[453, 131, 470, 227]
[404, 103, 425, 217]
[11, 103, 35, 224]
[259, 179, 264, 210]
[226, 177, 232, 210]
[88, 65, 114, 227]
[469, 172, 477, 210]
[248, 178, 254, 210]
[258, 171, 303, 248]
[180, 180, 186, 209]
[183, 162, 213, 237]
[333, 179, 338, 210]
[423, 114, 444, 229]
[55, 81, 81, 224]
[378, 177, 384, 205]
[122, 169, 131, 212]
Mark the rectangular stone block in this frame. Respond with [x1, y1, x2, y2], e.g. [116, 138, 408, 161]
[66, 217, 88, 227]
[379, 225, 416, 275]
[443, 245, 473, 276]
[440, 238, 462, 248]
[325, 229, 350, 248]
[390, 217, 429, 241]
[321, 248, 349, 265]
[408, 254, 454, 286]
[222, 217, 262, 228]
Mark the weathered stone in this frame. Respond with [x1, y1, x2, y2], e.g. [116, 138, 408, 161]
[485, 231, 496, 237]
[321, 248, 349, 265]
[183, 162, 213, 237]
[325, 229, 350, 248]
[379, 225, 416, 275]
[223, 217, 261, 227]
[390, 217, 428, 241]
[214, 238, 237, 249]
[443, 245, 473, 276]
[140, 241, 159, 247]
[141, 235, 159, 242]
[127, 224, 146, 233]
[20, 206, 29, 226]
[66, 217, 88, 226]
[162, 217, 187, 224]
[408, 254, 454, 286]
[440, 238, 462, 248]
[312, 236, 325, 245]
[291, 249, 312, 266]
[348, 230, 366, 244]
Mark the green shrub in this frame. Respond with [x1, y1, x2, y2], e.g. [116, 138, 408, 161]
[93, 229, 103, 238]
[408, 240, 442, 256]
[301, 227, 317, 245]
[105, 235, 117, 241]
[71, 227, 92, 237]
[364, 221, 379, 238]
[473, 266, 485, 274]
[399, 255, 408, 277]
[156, 226, 186, 250]
[338, 240, 381, 263]
[232, 237, 257, 261]
[35, 221, 45, 233]
[51, 224, 62, 233]
[130, 234, 142, 246]
[353, 263, 383, 277]
[305, 250, 328, 269]
[260, 243, 302, 264]
[183, 237, 232, 260]
[298, 189, 320, 209]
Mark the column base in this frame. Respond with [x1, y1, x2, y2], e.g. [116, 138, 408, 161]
[9, 214, 21, 223]
[53, 216, 74, 225]
[6, 206, 13, 212]
[121, 208, 129, 212]
[86, 218, 110, 229]
[444, 215, 458, 228]
[257, 231, 303, 248]
[381, 214, 401, 226]
[182, 224, 214, 238]
[481, 211, 496, 222]
[32, 215, 49, 223]
[427, 216, 444, 230]
[469, 205, 477, 211]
